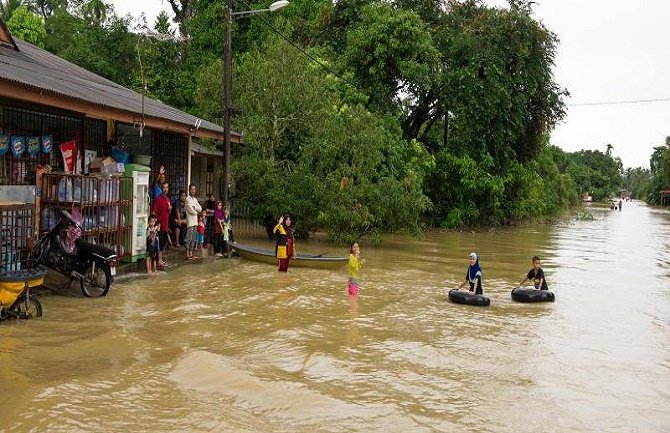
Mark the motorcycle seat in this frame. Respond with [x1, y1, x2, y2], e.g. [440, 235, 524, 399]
[75, 239, 117, 260]
[0, 267, 47, 283]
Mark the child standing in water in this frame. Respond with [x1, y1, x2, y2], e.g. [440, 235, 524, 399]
[518, 255, 549, 290]
[146, 215, 160, 274]
[348, 242, 365, 296]
[458, 252, 483, 294]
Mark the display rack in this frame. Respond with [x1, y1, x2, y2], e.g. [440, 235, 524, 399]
[40, 173, 132, 260]
[0, 202, 34, 272]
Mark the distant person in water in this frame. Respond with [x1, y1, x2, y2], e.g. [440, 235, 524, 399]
[519, 255, 548, 290]
[618, 198, 623, 211]
[274, 214, 296, 272]
[348, 242, 365, 296]
[458, 252, 483, 294]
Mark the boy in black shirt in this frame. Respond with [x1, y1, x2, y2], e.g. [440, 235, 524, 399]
[519, 256, 548, 290]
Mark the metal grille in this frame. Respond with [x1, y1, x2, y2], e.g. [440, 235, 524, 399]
[0, 101, 82, 185]
[0, 203, 34, 272]
[152, 130, 188, 195]
[83, 118, 108, 156]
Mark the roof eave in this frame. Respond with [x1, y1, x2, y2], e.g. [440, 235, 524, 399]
[0, 78, 241, 142]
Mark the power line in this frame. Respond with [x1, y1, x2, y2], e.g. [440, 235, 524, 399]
[237, 0, 360, 91]
[568, 97, 670, 107]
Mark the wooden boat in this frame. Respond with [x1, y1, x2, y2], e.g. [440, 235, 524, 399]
[229, 242, 348, 269]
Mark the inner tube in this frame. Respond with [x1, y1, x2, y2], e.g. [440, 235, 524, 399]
[511, 287, 555, 303]
[448, 289, 490, 307]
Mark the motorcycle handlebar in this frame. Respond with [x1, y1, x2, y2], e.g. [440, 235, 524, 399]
[59, 208, 83, 230]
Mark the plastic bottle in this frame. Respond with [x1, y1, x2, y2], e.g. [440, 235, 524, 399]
[58, 177, 70, 202]
[65, 178, 73, 202]
[73, 178, 82, 202]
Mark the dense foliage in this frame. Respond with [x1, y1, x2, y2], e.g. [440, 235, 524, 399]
[647, 137, 670, 205]
[1, 0, 638, 242]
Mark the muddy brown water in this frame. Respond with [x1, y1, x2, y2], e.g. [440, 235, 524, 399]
[1, 201, 668, 432]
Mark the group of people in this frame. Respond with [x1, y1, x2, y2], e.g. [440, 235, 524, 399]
[344, 248, 548, 299]
[458, 253, 549, 295]
[144, 166, 233, 274]
[150, 185, 548, 295]
[271, 214, 366, 297]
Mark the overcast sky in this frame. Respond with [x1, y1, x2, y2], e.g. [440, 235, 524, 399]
[111, 0, 670, 168]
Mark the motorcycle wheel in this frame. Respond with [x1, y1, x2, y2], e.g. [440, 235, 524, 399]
[9, 293, 43, 319]
[80, 262, 111, 297]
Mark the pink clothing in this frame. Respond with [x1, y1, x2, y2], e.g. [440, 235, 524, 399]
[348, 278, 359, 296]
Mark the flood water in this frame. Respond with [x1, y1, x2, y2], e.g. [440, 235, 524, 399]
[1, 201, 669, 432]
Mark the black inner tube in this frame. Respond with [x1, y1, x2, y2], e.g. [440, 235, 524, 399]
[511, 287, 555, 303]
[448, 289, 490, 307]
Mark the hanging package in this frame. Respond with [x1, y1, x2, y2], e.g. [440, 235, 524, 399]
[0, 134, 8, 156]
[27, 136, 41, 157]
[10, 136, 25, 157]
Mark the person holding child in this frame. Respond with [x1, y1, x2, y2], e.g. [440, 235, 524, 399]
[458, 252, 483, 294]
[518, 255, 549, 290]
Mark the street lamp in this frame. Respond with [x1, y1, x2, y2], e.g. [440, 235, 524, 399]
[223, 0, 290, 208]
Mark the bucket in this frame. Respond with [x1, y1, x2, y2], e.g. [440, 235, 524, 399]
[134, 154, 151, 166]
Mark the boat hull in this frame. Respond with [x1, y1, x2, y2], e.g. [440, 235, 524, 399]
[230, 242, 348, 270]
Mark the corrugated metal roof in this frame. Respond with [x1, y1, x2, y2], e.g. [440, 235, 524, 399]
[0, 37, 227, 136]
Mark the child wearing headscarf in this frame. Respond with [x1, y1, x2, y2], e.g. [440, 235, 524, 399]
[458, 252, 483, 294]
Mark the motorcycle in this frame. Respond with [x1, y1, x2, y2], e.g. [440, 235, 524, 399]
[30, 208, 117, 297]
[0, 268, 46, 320]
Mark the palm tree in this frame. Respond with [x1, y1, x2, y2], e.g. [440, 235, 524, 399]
[605, 143, 613, 156]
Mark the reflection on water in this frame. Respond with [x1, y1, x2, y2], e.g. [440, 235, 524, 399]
[1, 201, 669, 432]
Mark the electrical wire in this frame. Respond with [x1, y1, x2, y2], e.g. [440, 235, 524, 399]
[568, 97, 670, 107]
[236, 0, 360, 91]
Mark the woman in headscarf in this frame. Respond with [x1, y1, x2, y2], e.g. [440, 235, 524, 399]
[274, 214, 296, 272]
[458, 252, 483, 294]
[212, 200, 225, 257]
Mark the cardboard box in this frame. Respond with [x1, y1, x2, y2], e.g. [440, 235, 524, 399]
[101, 162, 125, 174]
[89, 156, 116, 172]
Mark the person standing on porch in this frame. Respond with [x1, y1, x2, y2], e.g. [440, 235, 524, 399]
[151, 181, 172, 267]
[152, 165, 166, 204]
[184, 184, 202, 260]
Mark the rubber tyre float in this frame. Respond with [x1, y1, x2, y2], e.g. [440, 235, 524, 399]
[448, 289, 490, 307]
[511, 287, 555, 303]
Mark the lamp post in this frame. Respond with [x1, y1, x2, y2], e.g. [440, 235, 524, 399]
[223, 0, 289, 208]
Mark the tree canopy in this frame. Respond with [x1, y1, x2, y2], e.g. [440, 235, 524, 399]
[1, 0, 641, 242]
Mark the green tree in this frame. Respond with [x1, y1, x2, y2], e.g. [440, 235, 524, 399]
[648, 137, 670, 205]
[195, 35, 429, 242]
[6, 5, 46, 47]
[0, 0, 24, 21]
[566, 149, 623, 201]
[341, 3, 440, 116]
[44, 8, 137, 87]
[623, 167, 650, 201]
[26, 0, 66, 20]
